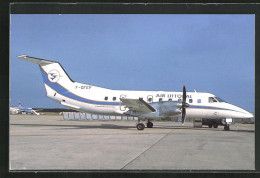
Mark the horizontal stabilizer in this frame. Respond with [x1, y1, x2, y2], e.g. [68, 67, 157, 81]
[17, 55, 56, 65]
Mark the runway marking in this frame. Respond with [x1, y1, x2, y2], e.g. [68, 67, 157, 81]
[10, 132, 184, 137]
[121, 131, 171, 169]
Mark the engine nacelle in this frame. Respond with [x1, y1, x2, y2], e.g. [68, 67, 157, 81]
[156, 101, 182, 117]
[159, 108, 181, 117]
[124, 101, 182, 118]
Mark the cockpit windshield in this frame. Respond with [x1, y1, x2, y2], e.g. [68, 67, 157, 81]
[208, 97, 226, 103]
[215, 97, 226, 102]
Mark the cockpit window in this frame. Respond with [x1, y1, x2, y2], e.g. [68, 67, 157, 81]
[209, 97, 217, 103]
[209, 97, 226, 103]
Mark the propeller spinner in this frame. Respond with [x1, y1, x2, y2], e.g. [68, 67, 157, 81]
[181, 85, 190, 124]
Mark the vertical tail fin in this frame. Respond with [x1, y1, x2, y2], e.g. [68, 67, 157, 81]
[17, 55, 74, 99]
[17, 55, 74, 82]
[18, 101, 21, 108]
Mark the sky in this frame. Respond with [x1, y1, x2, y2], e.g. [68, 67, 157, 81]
[10, 14, 255, 113]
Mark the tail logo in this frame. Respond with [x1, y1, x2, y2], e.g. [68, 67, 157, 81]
[48, 69, 60, 83]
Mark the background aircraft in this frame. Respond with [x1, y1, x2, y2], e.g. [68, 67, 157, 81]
[9, 101, 40, 115]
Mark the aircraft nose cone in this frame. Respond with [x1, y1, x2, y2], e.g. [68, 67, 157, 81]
[244, 112, 254, 118]
[229, 104, 254, 119]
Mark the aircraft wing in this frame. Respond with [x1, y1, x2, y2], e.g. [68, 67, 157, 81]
[120, 98, 156, 113]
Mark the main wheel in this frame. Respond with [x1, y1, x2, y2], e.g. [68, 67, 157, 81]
[213, 123, 218, 128]
[209, 125, 212, 128]
[224, 125, 230, 131]
[137, 123, 145, 130]
[147, 122, 153, 128]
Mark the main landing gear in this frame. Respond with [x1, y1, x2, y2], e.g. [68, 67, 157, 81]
[136, 120, 154, 130]
[136, 123, 145, 130]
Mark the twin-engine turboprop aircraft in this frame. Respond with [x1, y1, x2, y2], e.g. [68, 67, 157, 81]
[17, 55, 253, 131]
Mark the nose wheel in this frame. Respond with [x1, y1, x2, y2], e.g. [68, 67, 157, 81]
[213, 123, 218, 128]
[224, 125, 230, 131]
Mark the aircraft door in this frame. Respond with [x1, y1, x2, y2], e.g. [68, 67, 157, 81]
[147, 95, 153, 103]
[120, 94, 127, 111]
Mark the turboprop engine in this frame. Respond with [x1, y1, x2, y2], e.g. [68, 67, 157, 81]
[124, 86, 190, 121]
[150, 101, 182, 117]
[150, 86, 190, 120]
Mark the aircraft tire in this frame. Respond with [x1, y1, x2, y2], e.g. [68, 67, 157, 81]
[147, 122, 153, 128]
[137, 123, 145, 130]
[224, 125, 230, 131]
[213, 123, 218, 128]
[209, 125, 212, 128]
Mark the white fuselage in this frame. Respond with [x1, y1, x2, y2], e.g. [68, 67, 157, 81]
[17, 55, 253, 121]
[44, 80, 253, 120]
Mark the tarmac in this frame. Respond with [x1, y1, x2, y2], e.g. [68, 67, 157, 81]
[9, 115, 255, 171]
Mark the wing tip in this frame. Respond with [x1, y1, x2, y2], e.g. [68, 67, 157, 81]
[17, 54, 28, 59]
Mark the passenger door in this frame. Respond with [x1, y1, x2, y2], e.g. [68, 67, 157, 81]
[120, 94, 127, 111]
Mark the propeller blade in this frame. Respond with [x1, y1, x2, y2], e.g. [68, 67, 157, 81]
[182, 108, 186, 124]
[181, 85, 188, 125]
[183, 85, 186, 104]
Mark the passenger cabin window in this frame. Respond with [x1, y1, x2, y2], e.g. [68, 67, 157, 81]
[189, 99, 193, 103]
[104, 96, 108, 100]
[197, 99, 201, 103]
[113, 97, 116, 101]
[159, 98, 163, 102]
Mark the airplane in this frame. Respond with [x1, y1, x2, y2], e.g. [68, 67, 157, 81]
[17, 55, 254, 131]
[10, 107, 19, 114]
[10, 101, 40, 115]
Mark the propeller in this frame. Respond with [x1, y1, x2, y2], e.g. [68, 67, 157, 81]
[181, 85, 189, 124]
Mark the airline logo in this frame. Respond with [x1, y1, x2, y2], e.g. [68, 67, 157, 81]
[48, 69, 60, 83]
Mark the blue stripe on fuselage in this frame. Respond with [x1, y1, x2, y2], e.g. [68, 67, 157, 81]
[39, 68, 246, 113]
[189, 105, 229, 110]
[189, 105, 245, 114]
[40, 68, 120, 106]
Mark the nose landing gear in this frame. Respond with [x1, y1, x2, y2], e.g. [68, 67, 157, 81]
[213, 123, 218, 128]
[224, 125, 230, 131]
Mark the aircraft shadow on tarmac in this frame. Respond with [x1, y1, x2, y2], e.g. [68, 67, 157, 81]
[154, 125, 255, 133]
[10, 123, 255, 133]
[11, 123, 133, 130]
[145, 124, 255, 133]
